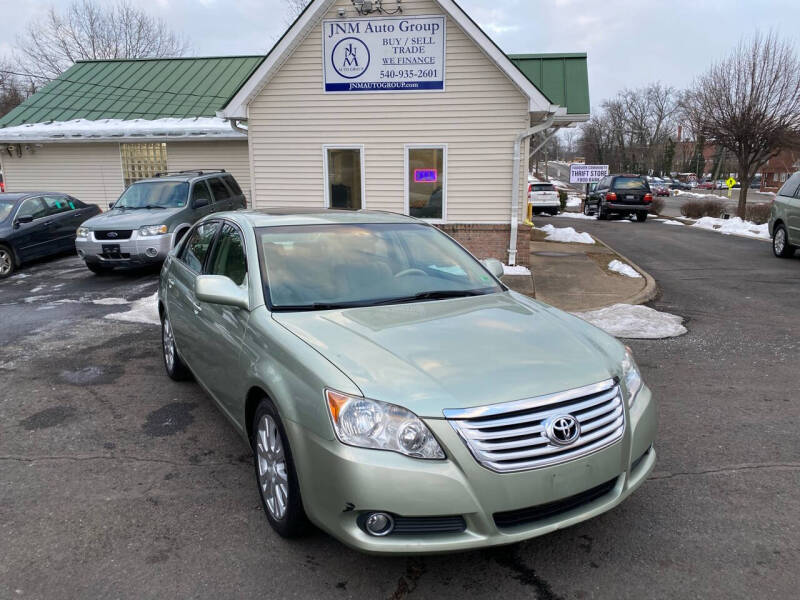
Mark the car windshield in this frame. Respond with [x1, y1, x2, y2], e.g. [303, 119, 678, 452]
[614, 177, 648, 190]
[258, 223, 504, 311]
[532, 184, 555, 191]
[0, 198, 15, 222]
[114, 181, 188, 209]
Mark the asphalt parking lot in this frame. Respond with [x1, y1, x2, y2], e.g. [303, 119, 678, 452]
[1, 227, 799, 599]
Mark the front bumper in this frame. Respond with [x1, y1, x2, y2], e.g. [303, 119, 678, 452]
[287, 385, 657, 554]
[75, 232, 173, 266]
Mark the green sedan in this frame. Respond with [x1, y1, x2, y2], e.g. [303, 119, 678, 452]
[158, 209, 657, 553]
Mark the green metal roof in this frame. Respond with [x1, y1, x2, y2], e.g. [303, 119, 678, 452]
[0, 56, 264, 127]
[509, 53, 590, 115]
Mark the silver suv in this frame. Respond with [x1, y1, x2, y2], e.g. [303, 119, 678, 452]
[76, 170, 246, 274]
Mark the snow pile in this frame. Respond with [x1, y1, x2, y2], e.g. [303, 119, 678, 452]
[502, 264, 531, 276]
[566, 195, 582, 207]
[105, 293, 159, 326]
[0, 117, 245, 141]
[661, 220, 685, 226]
[551, 212, 597, 221]
[691, 216, 769, 240]
[539, 224, 594, 244]
[675, 190, 724, 200]
[608, 260, 642, 279]
[573, 303, 687, 339]
[93, 297, 130, 305]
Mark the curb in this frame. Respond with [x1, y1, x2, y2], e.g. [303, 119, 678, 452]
[591, 236, 658, 306]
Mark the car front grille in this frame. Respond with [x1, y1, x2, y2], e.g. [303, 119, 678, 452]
[493, 477, 618, 528]
[94, 230, 132, 240]
[443, 379, 624, 473]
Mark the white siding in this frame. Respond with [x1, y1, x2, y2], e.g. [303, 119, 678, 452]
[247, 0, 530, 223]
[166, 140, 251, 200]
[1, 143, 124, 207]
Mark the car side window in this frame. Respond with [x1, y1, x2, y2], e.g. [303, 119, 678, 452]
[223, 175, 243, 196]
[191, 181, 213, 207]
[208, 177, 231, 202]
[777, 172, 800, 198]
[43, 195, 73, 215]
[207, 224, 247, 286]
[17, 197, 47, 220]
[180, 221, 220, 272]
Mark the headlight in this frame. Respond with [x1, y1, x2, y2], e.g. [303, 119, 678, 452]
[325, 390, 445, 459]
[139, 224, 168, 236]
[621, 346, 643, 406]
[76, 226, 90, 238]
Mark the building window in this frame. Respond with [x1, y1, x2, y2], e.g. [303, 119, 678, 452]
[406, 145, 446, 221]
[120, 143, 167, 187]
[324, 146, 364, 210]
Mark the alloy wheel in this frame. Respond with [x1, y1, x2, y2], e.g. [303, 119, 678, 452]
[0, 249, 11, 276]
[256, 415, 289, 521]
[774, 228, 786, 255]
[162, 317, 175, 372]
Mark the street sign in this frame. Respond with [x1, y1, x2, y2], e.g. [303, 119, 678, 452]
[726, 177, 737, 189]
[569, 164, 608, 184]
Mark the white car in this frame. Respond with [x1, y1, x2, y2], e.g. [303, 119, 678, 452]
[528, 181, 560, 215]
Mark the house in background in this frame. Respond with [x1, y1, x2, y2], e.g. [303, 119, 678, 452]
[760, 150, 800, 192]
[0, 56, 263, 206]
[0, 0, 590, 266]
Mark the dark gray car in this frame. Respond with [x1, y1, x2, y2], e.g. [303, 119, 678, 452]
[76, 170, 246, 274]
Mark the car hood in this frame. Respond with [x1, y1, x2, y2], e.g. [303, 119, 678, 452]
[82, 207, 184, 229]
[272, 292, 626, 418]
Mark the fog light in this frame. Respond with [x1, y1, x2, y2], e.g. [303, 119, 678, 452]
[364, 512, 394, 536]
[145, 247, 158, 258]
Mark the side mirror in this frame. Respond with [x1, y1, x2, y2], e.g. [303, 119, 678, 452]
[195, 275, 249, 310]
[482, 258, 505, 279]
[14, 215, 34, 228]
[108, 201, 115, 209]
[193, 197, 209, 209]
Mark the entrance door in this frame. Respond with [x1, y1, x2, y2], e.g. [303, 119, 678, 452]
[325, 146, 363, 210]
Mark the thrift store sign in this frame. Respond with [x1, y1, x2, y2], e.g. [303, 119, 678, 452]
[323, 15, 445, 92]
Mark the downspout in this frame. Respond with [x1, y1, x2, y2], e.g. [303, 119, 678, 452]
[229, 119, 248, 135]
[508, 113, 556, 266]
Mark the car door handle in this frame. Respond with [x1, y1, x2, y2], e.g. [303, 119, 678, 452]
[167, 277, 175, 288]
[190, 300, 202, 314]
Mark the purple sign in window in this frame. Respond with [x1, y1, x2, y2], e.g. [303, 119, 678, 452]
[414, 169, 438, 183]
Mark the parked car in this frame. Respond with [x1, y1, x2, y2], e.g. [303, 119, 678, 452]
[769, 171, 800, 258]
[528, 180, 560, 215]
[697, 180, 715, 190]
[584, 174, 653, 221]
[667, 179, 691, 191]
[714, 180, 726, 190]
[647, 177, 670, 197]
[76, 170, 246, 274]
[158, 209, 656, 553]
[0, 192, 100, 279]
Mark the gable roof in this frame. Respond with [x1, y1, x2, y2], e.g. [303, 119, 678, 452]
[219, 0, 560, 120]
[510, 54, 590, 117]
[0, 56, 264, 128]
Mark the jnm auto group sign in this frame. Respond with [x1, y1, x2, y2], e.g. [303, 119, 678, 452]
[323, 15, 445, 92]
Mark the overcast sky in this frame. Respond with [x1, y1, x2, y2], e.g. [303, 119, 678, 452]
[1, 0, 797, 107]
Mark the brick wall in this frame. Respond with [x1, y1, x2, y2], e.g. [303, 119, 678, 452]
[436, 223, 531, 267]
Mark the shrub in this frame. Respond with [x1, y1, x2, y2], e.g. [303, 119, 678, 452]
[558, 189, 567, 212]
[744, 203, 772, 224]
[681, 199, 726, 219]
[648, 197, 665, 215]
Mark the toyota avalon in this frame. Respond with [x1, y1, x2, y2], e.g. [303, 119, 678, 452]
[158, 209, 656, 553]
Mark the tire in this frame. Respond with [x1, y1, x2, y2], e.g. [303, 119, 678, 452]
[549, 208, 559, 216]
[583, 202, 594, 217]
[252, 398, 309, 538]
[772, 223, 795, 258]
[636, 212, 648, 222]
[0, 244, 16, 279]
[597, 203, 609, 220]
[161, 313, 192, 381]
[86, 262, 113, 275]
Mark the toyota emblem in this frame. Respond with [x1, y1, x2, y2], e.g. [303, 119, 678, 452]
[107, 231, 118, 238]
[545, 414, 580, 446]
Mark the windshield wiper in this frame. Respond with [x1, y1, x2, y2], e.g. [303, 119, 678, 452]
[140, 204, 166, 209]
[371, 289, 484, 306]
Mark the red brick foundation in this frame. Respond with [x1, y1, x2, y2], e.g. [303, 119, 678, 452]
[436, 223, 531, 267]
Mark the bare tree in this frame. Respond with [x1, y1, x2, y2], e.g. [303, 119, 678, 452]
[0, 61, 29, 117]
[284, 0, 311, 25]
[15, 1, 190, 80]
[682, 32, 800, 216]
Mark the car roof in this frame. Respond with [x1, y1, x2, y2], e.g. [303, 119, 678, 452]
[220, 208, 423, 228]
[0, 192, 69, 200]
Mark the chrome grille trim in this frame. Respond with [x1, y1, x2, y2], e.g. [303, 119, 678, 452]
[444, 379, 625, 473]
